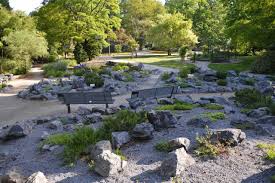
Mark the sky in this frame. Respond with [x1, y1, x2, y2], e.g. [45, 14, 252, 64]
[9, 0, 166, 14]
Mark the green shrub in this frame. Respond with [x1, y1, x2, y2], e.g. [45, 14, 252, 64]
[216, 71, 227, 79]
[60, 59, 77, 67]
[217, 79, 227, 86]
[112, 63, 129, 71]
[179, 46, 188, 60]
[73, 68, 87, 76]
[44, 127, 101, 164]
[240, 108, 253, 114]
[244, 78, 255, 86]
[43, 61, 68, 77]
[189, 66, 197, 74]
[251, 51, 275, 74]
[114, 149, 127, 160]
[84, 72, 104, 88]
[203, 112, 225, 122]
[195, 127, 227, 157]
[203, 104, 224, 110]
[179, 68, 190, 78]
[122, 72, 134, 82]
[114, 45, 122, 53]
[235, 89, 272, 109]
[155, 141, 173, 152]
[257, 143, 275, 162]
[98, 67, 111, 76]
[156, 102, 195, 111]
[0, 59, 31, 74]
[271, 175, 275, 183]
[100, 110, 147, 140]
[161, 72, 171, 81]
[74, 42, 88, 63]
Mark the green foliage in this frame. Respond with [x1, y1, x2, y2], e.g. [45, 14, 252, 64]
[114, 149, 127, 161]
[122, 72, 134, 82]
[45, 127, 101, 164]
[179, 68, 190, 78]
[209, 56, 255, 73]
[203, 112, 225, 122]
[235, 89, 272, 109]
[270, 103, 275, 116]
[114, 45, 122, 53]
[0, 83, 7, 89]
[112, 64, 129, 71]
[43, 61, 68, 78]
[217, 79, 227, 86]
[0, 0, 11, 10]
[83, 39, 102, 60]
[73, 43, 88, 64]
[251, 51, 275, 74]
[257, 143, 275, 162]
[155, 141, 173, 153]
[244, 78, 256, 86]
[148, 13, 197, 55]
[216, 71, 227, 79]
[203, 104, 224, 110]
[179, 46, 189, 60]
[84, 72, 104, 88]
[195, 127, 227, 157]
[240, 108, 252, 114]
[161, 72, 171, 81]
[156, 102, 195, 111]
[271, 175, 275, 183]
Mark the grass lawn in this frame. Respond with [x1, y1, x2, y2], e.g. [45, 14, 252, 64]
[208, 56, 256, 72]
[114, 54, 195, 70]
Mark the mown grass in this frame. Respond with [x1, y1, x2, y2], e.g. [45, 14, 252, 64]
[208, 56, 256, 72]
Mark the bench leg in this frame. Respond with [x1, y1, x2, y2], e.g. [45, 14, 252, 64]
[67, 104, 71, 113]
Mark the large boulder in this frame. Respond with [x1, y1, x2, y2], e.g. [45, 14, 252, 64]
[211, 128, 246, 146]
[147, 111, 177, 130]
[25, 172, 47, 183]
[1, 123, 32, 141]
[94, 150, 127, 177]
[111, 131, 131, 148]
[84, 113, 102, 124]
[90, 140, 112, 159]
[187, 117, 212, 128]
[128, 98, 144, 109]
[158, 98, 174, 105]
[202, 70, 217, 82]
[47, 120, 62, 130]
[167, 137, 191, 151]
[248, 107, 270, 118]
[160, 148, 195, 178]
[255, 81, 273, 95]
[131, 122, 154, 140]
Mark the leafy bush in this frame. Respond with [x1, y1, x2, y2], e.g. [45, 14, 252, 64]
[189, 66, 197, 74]
[195, 128, 227, 157]
[114, 45, 122, 53]
[156, 101, 195, 111]
[203, 104, 224, 110]
[112, 64, 129, 71]
[84, 72, 104, 88]
[161, 72, 171, 81]
[73, 68, 87, 76]
[60, 59, 77, 67]
[43, 61, 68, 77]
[235, 89, 272, 109]
[257, 143, 275, 162]
[179, 46, 188, 60]
[44, 127, 101, 164]
[271, 175, 275, 183]
[216, 71, 227, 79]
[203, 112, 225, 122]
[179, 68, 190, 78]
[155, 141, 173, 152]
[100, 110, 147, 140]
[0, 59, 32, 75]
[251, 51, 275, 74]
[122, 72, 134, 82]
[244, 78, 255, 86]
[217, 79, 227, 86]
[74, 42, 88, 63]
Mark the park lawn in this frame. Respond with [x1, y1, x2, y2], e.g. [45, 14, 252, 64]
[115, 54, 195, 70]
[208, 56, 256, 72]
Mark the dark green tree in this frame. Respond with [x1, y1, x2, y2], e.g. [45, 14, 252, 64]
[73, 42, 88, 63]
[0, 0, 11, 10]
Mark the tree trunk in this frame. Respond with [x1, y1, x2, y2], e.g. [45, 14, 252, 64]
[168, 49, 172, 56]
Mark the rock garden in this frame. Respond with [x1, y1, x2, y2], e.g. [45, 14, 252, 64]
[1, 74, 275, 182]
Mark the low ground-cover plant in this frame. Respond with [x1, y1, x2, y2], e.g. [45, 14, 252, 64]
[216, 71, 227, 79]
[195, 127, 228, 157]
[257, 143, 275, 162]
[43, 60, 69, 78]
[161, 72, 171, 81]
[202, 112, 225, 122]
[155, 140, 173, 152]
[235, 89, 273, 109]
[179, 68, 190, 78]
[122, 72, 134, 82]
[217, 79, 227, 86]
[156, 101, 196, 111]
[203, 103, 224, 110]
[44, 110, 146, 164]
[84, 72, 104, 88]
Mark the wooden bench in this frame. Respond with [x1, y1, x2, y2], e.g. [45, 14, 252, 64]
[129, 86, 179, 101]
[57, 91, 114, 113]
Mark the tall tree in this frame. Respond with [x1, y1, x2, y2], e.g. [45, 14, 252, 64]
[148, 13, 197, 55]
[121, 0, 165, 50]
[0, 0, 11, 10]
[34, 0, 121, 58]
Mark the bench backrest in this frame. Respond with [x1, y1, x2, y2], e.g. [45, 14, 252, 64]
[131, 86, 177, 100]
[58, 92, 114, 105]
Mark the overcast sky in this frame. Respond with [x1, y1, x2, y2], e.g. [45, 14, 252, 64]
[9, 0, 165, 14]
